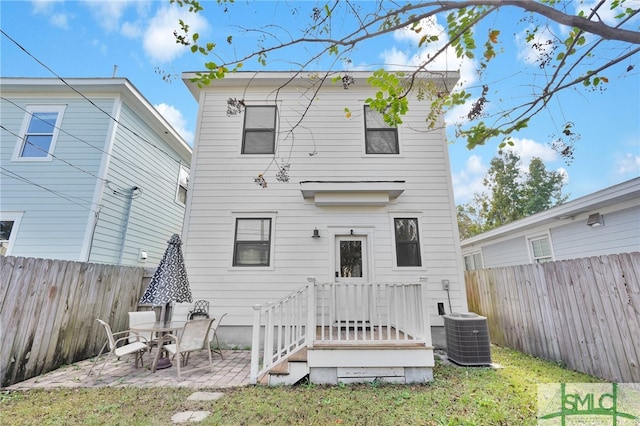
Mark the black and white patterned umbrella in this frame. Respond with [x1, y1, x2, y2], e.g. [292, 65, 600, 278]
[139, 234, 192, 306]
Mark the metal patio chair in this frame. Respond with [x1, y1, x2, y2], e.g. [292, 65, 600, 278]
[209, 312, 228, 359]
[88, 319, 149, 381]
[163, 318, 215, 380]
[187, 299, 210, 320]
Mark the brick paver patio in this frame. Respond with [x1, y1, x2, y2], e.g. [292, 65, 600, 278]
[4, 350, 252, 390]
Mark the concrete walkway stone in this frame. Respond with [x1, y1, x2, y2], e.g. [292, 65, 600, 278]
[171, 411, 211, 423]
[187, 391, 225, 401]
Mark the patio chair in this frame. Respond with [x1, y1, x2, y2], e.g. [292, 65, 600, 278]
[128, 310, 157, 347]
[209, 312, 228, 359]
[187, 299, 210, 320]
[163, 318, 215, 380]
[88, 319, 149, 381]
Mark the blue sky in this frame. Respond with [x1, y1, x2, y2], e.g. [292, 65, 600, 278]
[2, 0, 638, 204]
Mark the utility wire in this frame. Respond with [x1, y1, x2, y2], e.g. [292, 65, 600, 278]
[1, 97, 186, 189]
[1, 29, 189, 172]
[1, 124, 109, 183]
[0, 167, 97, 211]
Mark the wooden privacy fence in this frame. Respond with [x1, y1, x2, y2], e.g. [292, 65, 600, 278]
[465, 252, 640, 383]
[0, 256, 153, 387]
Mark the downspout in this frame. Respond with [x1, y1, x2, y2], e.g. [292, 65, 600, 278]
[117, 186, 139, 264]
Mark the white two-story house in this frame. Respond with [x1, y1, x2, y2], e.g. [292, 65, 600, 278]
[181, 71, 467, 384]
[0, 78, 192, 266]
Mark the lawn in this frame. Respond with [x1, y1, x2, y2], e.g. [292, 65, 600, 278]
[1, 346, 605, 425]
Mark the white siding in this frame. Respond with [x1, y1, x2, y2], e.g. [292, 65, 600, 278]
[480, 236, 530, 267]
[182, 73, 467, 333]
[551, 205, 640, 260]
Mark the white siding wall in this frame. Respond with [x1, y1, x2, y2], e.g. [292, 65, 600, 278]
[0, 96, 111, 260]
[479, 236, 530, 268]
[461, 203, 640, 267]
[551, 205, 640, 260]
[183, 74, 467, 333]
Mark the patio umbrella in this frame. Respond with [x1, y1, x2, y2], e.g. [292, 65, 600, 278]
[139, 233, 193, 322]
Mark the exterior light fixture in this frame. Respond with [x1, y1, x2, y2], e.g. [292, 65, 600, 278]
[587, 213, 604, 228]
[312, 228, 320, 238]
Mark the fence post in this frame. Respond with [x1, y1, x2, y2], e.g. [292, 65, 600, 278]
[249, 304, 262, 384]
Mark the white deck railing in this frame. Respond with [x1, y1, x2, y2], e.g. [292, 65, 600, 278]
[250, 280, 431, 384]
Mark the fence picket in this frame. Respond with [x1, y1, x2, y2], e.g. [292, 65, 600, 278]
[0, 256, 151, 387]
[466, 253, 640, 383]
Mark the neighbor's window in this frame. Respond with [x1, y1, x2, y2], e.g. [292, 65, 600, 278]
[464, 252, 483, 271]
[176, 165, 189, 205]
[15, 106, 65, 159]
[233, 218, 272, 266]
[242, 106, 277, 154]
[364, 105, 399, 154]
[394, 218, 421, 267]
[0, 220, 15, 256]
[530, 236, 553, 264]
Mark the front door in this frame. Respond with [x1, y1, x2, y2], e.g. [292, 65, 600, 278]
[334, 235, 369, 325]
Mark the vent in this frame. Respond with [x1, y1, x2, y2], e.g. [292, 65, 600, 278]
[444, 312, 492, 366]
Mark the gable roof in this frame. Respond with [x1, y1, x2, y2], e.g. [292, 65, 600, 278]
[460, 177, 640, 248]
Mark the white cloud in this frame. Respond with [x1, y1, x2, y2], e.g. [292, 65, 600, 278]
[515, 25, 555, 66]
[121, 21, 142, 38]
[502, 137, 558, 163]
[142, 5, 209, 63]
[615, 152, 640, 175]
[452, 154, 488, 203]
[155, 103, 194, 145]
[49, 13, 69, 29]
[81, 0, 138, 32]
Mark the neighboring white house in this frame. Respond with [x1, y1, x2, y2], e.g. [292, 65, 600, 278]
[180, 71, 468, 384]
[0, 78, 192, 266]
[461, 177, 640, 270]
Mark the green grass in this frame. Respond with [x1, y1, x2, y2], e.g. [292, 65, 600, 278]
[1, 346, 603, 425]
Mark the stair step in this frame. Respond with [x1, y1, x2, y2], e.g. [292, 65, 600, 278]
[267, 347, 308, 376]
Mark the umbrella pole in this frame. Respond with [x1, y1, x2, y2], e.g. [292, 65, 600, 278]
[156, 302, 173, 370]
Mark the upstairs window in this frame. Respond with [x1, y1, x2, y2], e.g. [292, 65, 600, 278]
[530, 235, 553, 264]
[233, 218, 272, 266]
[15, 106, 65, 160]
[242, 106, 276, 154]
[176, 165, 190, 205]
[364, 105, 399, 154]
[394, 218, 421, 267]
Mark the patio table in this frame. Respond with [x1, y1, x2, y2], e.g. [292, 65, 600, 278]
[130, 321, 186, 372]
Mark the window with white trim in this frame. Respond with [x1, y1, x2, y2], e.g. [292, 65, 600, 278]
[14, 106, 65, 159]
[176, 165, 189, 205]
[464, 252, 483, 270]
[530, 235, 553, 263]
[233, 218, 272, 266]
[364, 105, 399, 154]
[242, 106, 277, 154]
[394, 217, 421, 267]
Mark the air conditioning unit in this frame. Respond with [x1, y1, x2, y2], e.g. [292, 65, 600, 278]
[444, 312, 492, 366]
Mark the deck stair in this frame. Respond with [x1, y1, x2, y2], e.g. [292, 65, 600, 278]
[262, 347, 309, 385]
[250, 280, 435, 385]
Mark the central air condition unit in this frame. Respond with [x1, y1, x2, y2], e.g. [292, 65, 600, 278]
[444, 312, 492, 366]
